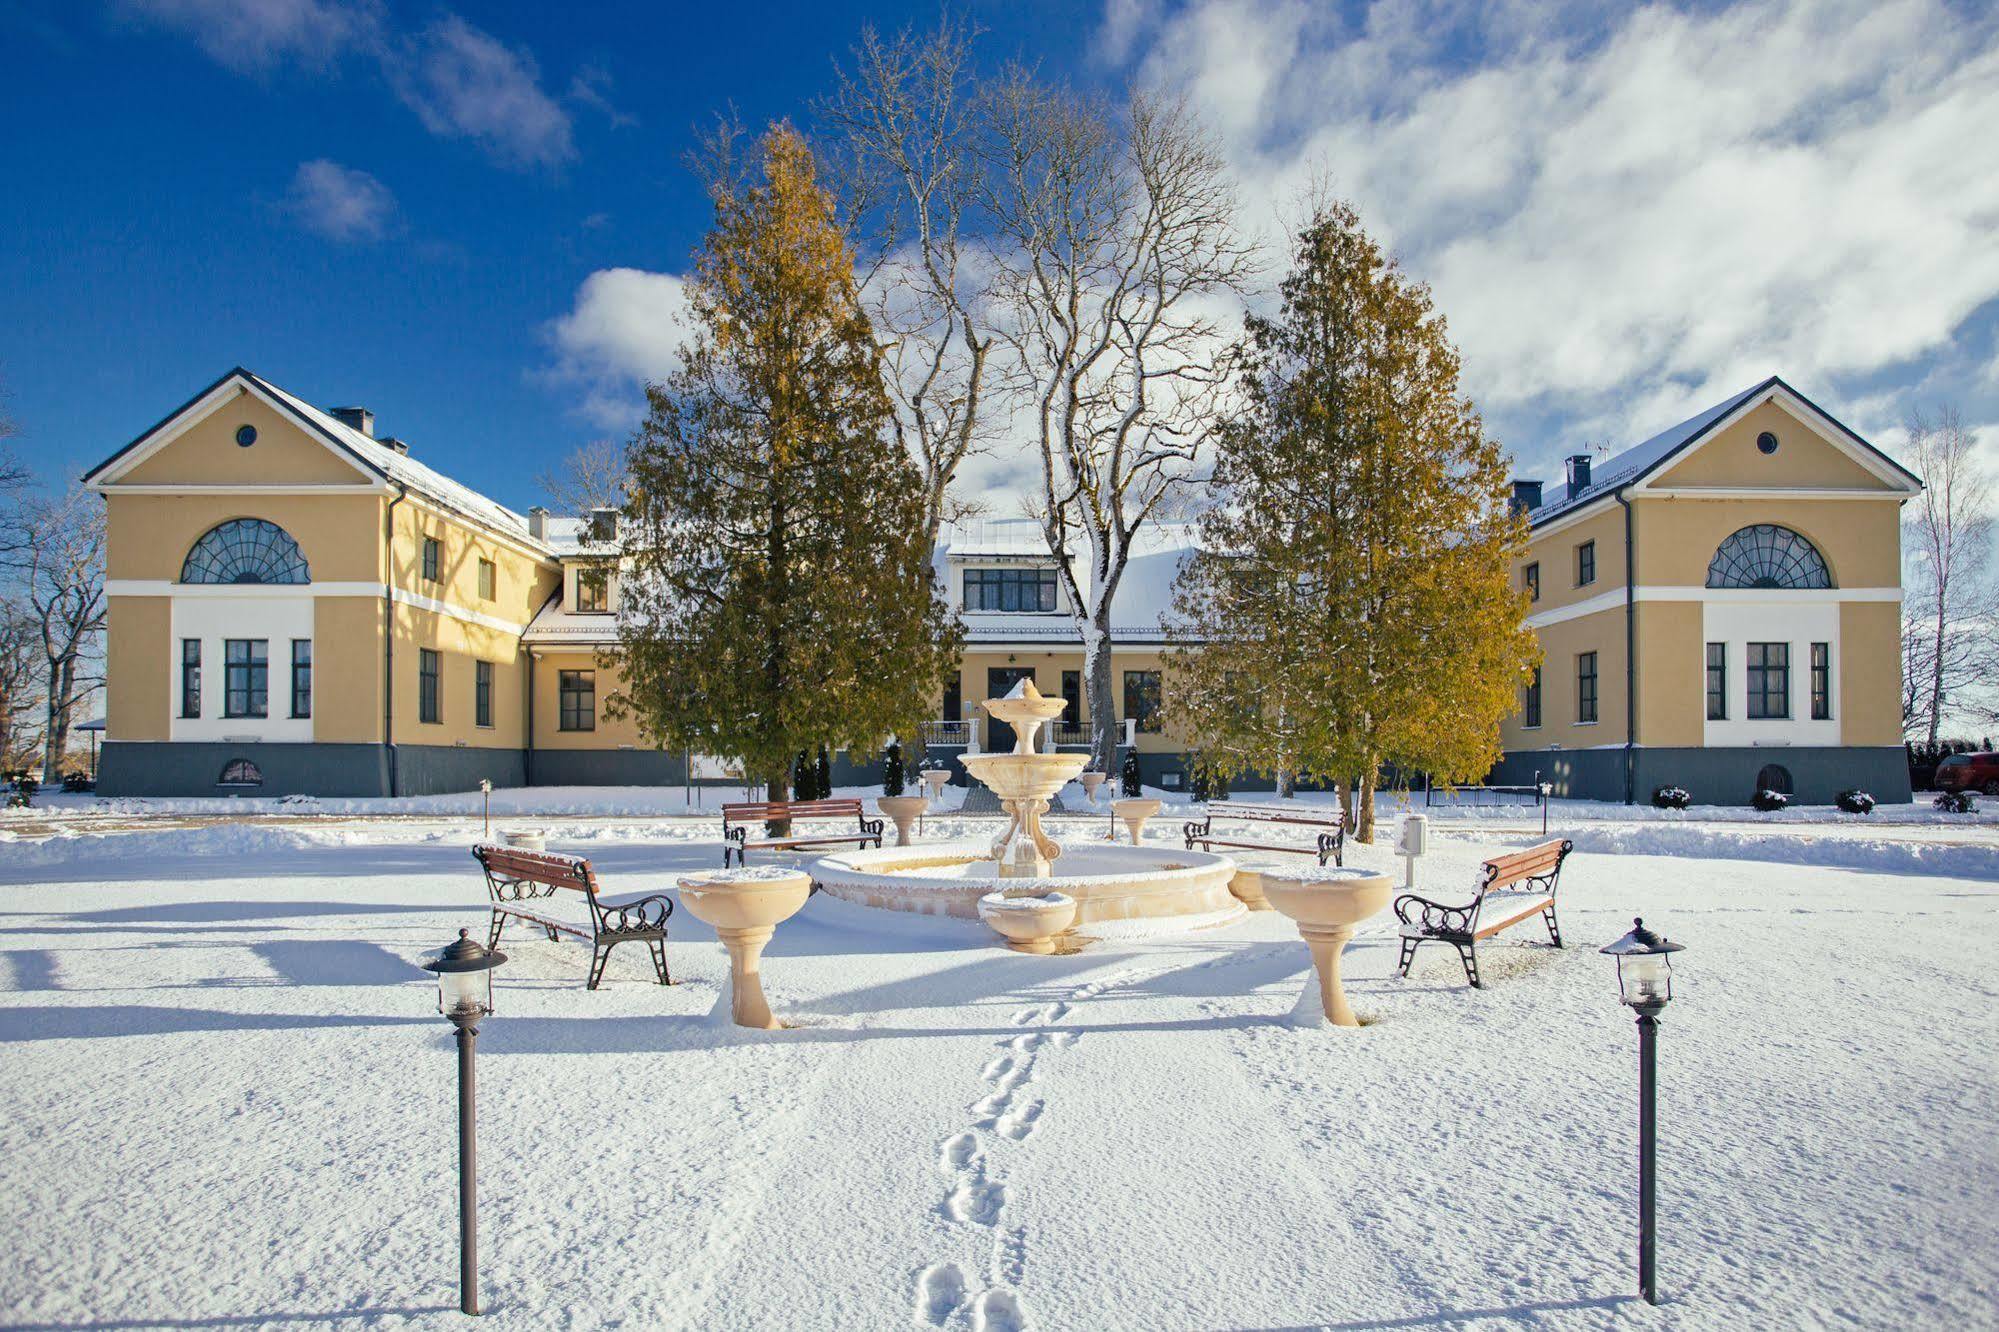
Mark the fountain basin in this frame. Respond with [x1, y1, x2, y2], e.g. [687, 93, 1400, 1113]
[978, 891, 1078, 953]
[810, 840, 1244, 934]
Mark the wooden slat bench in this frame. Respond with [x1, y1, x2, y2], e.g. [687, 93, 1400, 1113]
[473, 844, 674, 991]
[720, 798, 883, 867]
[1182, 802, 1346, 866]
[1393, 837, 1572, 988]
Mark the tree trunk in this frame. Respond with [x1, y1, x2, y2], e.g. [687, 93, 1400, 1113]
[1357, 763, 1377, 843]
[1084, 620, 1118, 778]
[1276, 766, 1294, 798]
[1928, 590, 1947, 746]
[1336, 779, 1352, 832]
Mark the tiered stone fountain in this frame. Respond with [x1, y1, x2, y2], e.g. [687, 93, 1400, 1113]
[812, 680, 1243, 939]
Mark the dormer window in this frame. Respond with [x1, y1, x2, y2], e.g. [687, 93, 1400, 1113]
[576, 565, 611, 614]
[965, 567, 1056, 613]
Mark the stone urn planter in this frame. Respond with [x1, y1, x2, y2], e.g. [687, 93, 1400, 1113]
[1260, 867, 1393, 1028]
[677, 867, 813, 1030]
[977, 890, 1078, 955]
[503, 829, 546, 853]
[1111, 797, 1163, 845]
[878, 795, 930, 847]
[1226, 868, 1272, 912]
[919, 769, 953, 804]
[1078, 772, 1108, 805]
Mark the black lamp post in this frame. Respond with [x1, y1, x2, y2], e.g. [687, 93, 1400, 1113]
[422, 929, 507, 1316]
[1600, 917, 1684, 1307]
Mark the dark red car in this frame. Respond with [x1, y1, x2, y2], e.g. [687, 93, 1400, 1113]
[1934, 752, 1999, 795]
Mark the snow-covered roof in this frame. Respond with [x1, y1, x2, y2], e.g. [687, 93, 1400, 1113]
[538, 515, 624, 557]
[522, 593, 620, 646]
[243, 372, 546, 546]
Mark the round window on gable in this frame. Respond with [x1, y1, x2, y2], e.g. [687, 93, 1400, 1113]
[235, 425, 258, 448]
[1756, 430, 1779, 455]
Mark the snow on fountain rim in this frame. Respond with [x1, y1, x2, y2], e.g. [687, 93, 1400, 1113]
[978, 890, 1076, 910]
[811, 839, 1234, 893]
[1255, 865, 1393, 884]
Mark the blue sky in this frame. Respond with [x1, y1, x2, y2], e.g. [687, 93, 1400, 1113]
[4, 0, 1996, 513]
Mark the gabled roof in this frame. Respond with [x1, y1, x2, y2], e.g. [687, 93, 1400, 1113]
[1525, 374, 1922, 526]
[84, 367, 553, 553]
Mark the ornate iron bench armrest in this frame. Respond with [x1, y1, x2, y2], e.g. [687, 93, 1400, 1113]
[1182, 818, 1211, 846]
[1393, 892, 1475, 937]
[1316, 829, 1344, 865]
[596, 893, 674, 935]
[859, 817, 884, 839]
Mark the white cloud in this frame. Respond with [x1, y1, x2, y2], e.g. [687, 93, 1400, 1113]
[124, 1, 574, 170]
[280, 158, 394, 242]
[383, 16, 574, 168]
[545, 268, 693, 429]
[1119, 0, 1999, 473]
[117, 0, 380, 73]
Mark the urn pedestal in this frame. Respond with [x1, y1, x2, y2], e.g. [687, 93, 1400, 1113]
[677, 869, 813, 1030]
[1260, 867, 1393, 1028]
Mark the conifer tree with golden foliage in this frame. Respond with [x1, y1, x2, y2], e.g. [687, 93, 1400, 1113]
[613, 124, 961, 809]
[1169, 202, 1537, 840]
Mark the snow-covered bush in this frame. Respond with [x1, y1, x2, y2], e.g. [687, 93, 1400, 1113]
[1935, 790, 1978, 814]
[1121, 749, 1142, 797]
[1836, 789, 1876, 815]
[1652, 785, 1691, 810]
[1752, 788, 1789, 812]
[881, 741, 906, 798]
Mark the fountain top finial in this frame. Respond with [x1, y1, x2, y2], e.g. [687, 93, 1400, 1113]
[1003, 677, 1041, 701]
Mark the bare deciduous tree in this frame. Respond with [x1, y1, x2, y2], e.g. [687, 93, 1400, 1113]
[0, 599, 42, 768]
[536, 437, 629, 517]
[10, 487, 107, 778]
[980, 78, 1253, 773]
[1901, 407, 1996, 742]
[823, 18, 999, 555]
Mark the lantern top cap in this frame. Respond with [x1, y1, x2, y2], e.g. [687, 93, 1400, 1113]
[422, 927, 508, 974]
[1599, 916, 1685, 957]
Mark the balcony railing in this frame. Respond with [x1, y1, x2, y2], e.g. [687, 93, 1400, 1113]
[918, 717, 1137, 752]
[918, 719, 973, 748]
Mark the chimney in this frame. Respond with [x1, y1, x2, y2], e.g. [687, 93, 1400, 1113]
[1510, 480, 1543, 514]
[527, 506, 550, 541]
[589, 507, 621, 542]
[329, 406, 375, 437]
[380, 436, 410, 455]
[1565, 454, 1592, 499]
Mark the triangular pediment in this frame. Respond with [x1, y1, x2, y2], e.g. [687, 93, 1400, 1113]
[1639, 382, 1920, 495]
[85, 370, 388, 491]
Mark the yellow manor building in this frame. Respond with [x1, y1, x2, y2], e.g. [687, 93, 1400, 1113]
[85, 368, 1918, 805]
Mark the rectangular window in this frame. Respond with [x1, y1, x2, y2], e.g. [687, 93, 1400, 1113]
[1576, 540, 1596, 587]
[422, 536, 441, 583]
[559, 669, 595, 731]
[1705, 642, 1727, 721]
[477, 558, 496, 601]
[180, 639, 201, 718]
[224, 639, 268, 719]
[964, 567, 1057, 613]
[475, 660, 493, 729]
[1747, 642, 1789, 720]
[1524, 667, 1542, 729]
[1810, 642, 1831, 720]
[1576, 651, 1598, 724]
[1061, 670, 1081, 726]
[419, 648, 441, 724]
[1124, 669, 1162, 734]
[290, 639, 312, 719]
[1524, 562, 1540, 602]
[576, 566, 610, 613]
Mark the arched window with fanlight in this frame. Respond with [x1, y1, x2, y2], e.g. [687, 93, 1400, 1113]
[217, 758, 264, 788]
[180, 519, 311, 585]
[1705, 525, 1831, 590]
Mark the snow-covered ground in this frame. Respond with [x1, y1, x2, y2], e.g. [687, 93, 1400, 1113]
[0, 811, 1993, 1329]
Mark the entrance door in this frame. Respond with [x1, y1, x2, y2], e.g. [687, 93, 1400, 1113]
[986, 667, 1036, 753]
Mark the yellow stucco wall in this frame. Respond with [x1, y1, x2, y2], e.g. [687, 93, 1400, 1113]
[1652, 399, 1892, 491]
[121, 388, 372, 487]
[311, 598, 386, 744]
[108, 493, 387, 583]
[104, 596, 171, 742]
[1515, 504, 1627, 609]
[1631, 496, 1902, 589]
[1634, 599, 1705, 747]
[1499, 606, 1626, 752]
[529, 649, 651, 750]
[1839, 600, 1904, 746]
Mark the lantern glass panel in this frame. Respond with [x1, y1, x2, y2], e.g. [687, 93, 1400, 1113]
[438, 968, 489, 1016]
[1619, 952, 1671, 1006]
